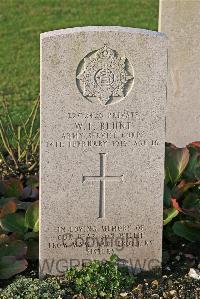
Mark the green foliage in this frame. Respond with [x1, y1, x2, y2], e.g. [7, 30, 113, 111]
[64, 255, 135, 298]
[165, 146, 190, 185]
[25, 201, 39, 232]
[0, 240, 28, 280]
[0, 257, 27, 281]
[0, 98, 39, 178]
[0, 277, 64, 299]
[163, 208, 179, 226]
[1, 212, 28, 234]
[164, 142, 200, 242]
[173, 220, 200, 242]
[0, 256, 135, 298]
[0, 177, 39, 279]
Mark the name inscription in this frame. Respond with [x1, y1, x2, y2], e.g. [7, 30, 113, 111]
[46, 110, 159, 149]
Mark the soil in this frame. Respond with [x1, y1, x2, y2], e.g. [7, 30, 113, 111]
[128, 241, 200, 299]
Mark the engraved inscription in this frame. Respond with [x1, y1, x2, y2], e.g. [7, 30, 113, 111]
[46, 110, 160, 150]
[48, 224, 154, 256]
[83, 153, 123, 218]
[76, 45, 134, 105]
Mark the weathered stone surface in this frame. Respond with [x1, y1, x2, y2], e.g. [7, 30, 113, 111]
[40, 26, 167, 276]
[159, 0, 200, 147]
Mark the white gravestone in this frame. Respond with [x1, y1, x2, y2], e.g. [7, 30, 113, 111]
[40, 27, 167, 276]
[159, 0, 200, 147]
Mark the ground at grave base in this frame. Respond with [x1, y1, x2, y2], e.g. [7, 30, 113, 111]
[0, 241, 199, 299]
[131, 241, 200, 299]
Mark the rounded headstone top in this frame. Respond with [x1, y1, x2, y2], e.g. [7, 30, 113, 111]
[40, 26, 167, 40]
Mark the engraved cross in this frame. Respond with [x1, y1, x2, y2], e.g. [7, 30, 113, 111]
[82, 153, 123, 218]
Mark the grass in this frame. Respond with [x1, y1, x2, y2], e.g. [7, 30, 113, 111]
[0, 0, 159, 121]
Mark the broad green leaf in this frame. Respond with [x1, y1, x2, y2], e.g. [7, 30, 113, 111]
[0, 178, 23, 198]
[0, 200, 17, 218]
[0, 256, 27, 279]
[174, 180, 200, 199]
[163, 208, 179, 225]
[0, 197, 16, 207]
[184, 145, 200, 181]
[0, 213, 27, 234]
[25, 201, 39, 232]
[173, 221, 200, 242]
[0, 240, 27, 258]
[178, 192, 200, 219]
[165, 145, 189, 185]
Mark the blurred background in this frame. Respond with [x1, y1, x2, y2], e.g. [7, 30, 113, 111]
[0, 0, 158, 120]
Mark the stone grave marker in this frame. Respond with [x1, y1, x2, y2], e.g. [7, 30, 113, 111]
[40, 26, 167, 276]
[159, 0, 200, 147]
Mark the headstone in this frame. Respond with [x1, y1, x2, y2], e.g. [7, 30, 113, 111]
[159, 0, 200, 147]
[40, 26, 167, 276]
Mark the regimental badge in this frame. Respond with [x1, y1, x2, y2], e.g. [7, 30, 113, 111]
[76, 45, 134, 106]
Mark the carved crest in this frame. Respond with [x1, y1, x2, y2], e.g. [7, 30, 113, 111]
[76, 45, 134, 105]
